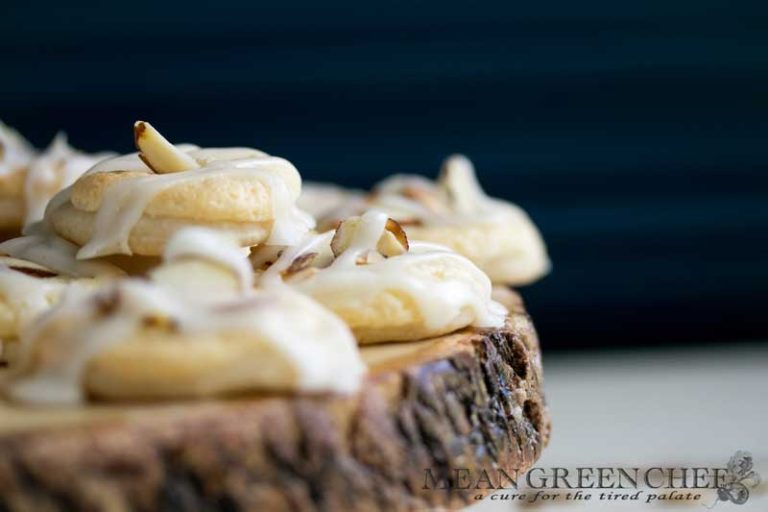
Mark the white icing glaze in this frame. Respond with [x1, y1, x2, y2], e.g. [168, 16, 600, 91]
[23, 133, 113, 228]
[0, 224, 124, 278]
[4, 279, 364, 405]
[77, 150, 314, 258]
[261, 210, 507, 334]
[162, 227, 254, 292]
[260, 230, 335, 284]
[3, 229, 362, 405]
[0, 121, 35, 176]
[0, 264, 65, 335]
[5, 281, 183, 404]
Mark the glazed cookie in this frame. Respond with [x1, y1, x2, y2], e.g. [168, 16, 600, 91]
[0, 224, 124, 279]
[2, 228, 364, 405]
[0, 257, 68, 342]
[0, 122, 36, 233]
[0, 123, 111, 236]
[24, 133, 113, 229]
[46, 121, 313, 258]
[316, 155, 550, 286]
[256, 210, 507, 344]
[0, 256, 107, 367]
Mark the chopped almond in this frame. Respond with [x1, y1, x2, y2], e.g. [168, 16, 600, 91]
[330, 217, 361, 257]
[331, 216, 409, 259]
[378, 218, 409, 256]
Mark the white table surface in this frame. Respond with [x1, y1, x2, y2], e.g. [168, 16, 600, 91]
[468, 342, 768, 511]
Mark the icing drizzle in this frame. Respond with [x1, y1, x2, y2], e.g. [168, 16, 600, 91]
[39, 123, 313, 259]
[162, 227, 254, 292]
[72, 147, 313, 259]
[3, 231, 363, 405]
[260, 210, 507, 333]
[0, 224, 124, 278]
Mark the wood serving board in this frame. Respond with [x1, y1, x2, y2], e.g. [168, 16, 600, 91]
[0, 295, 549, 512]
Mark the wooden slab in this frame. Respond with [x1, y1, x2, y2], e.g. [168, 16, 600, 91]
[0, 298, 549, 511]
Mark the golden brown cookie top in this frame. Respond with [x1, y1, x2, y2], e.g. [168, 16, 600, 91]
[50, 121, 312, 259]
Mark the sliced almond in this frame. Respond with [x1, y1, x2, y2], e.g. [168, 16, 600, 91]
[316, 218, 343, 234]
[331, 216, 409, 259]
[282, 266, 319, 282]
[9, 265, 58, 279]
[134, 121, 199, 174]
[330, 217, 361, 257]
[150, 260, 240, 298]
[3, 256, 60, 279]
[378, 218, 409, 256]
[281, 252, 318, 277]
[249, 246, 285, 271]
[395, 218, 424, 227]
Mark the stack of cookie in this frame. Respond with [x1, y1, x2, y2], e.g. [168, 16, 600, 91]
[0, 120, 550, 511]
[0, 120, 549, 404]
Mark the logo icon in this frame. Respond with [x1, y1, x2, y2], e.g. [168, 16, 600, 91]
[708, 451, 761, 507]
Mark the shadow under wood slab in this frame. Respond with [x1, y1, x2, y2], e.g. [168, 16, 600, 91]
[0, 295, 549, 512]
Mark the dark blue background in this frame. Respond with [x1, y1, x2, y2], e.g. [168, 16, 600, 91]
[2, 1, 767, 350]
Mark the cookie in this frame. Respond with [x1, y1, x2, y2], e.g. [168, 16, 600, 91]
[0, 122, 35, 233]
[23, 133, 113, 229]
[256, 210, 507, 344]
[2, 228, 364, 404]
[47, 121, 313, 258]
[313, 154, 551, 286]
[0, 123, 111, 235]
[0, 256, 104, 367]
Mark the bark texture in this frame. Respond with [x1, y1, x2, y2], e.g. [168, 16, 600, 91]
[0, 298, 549, 512]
